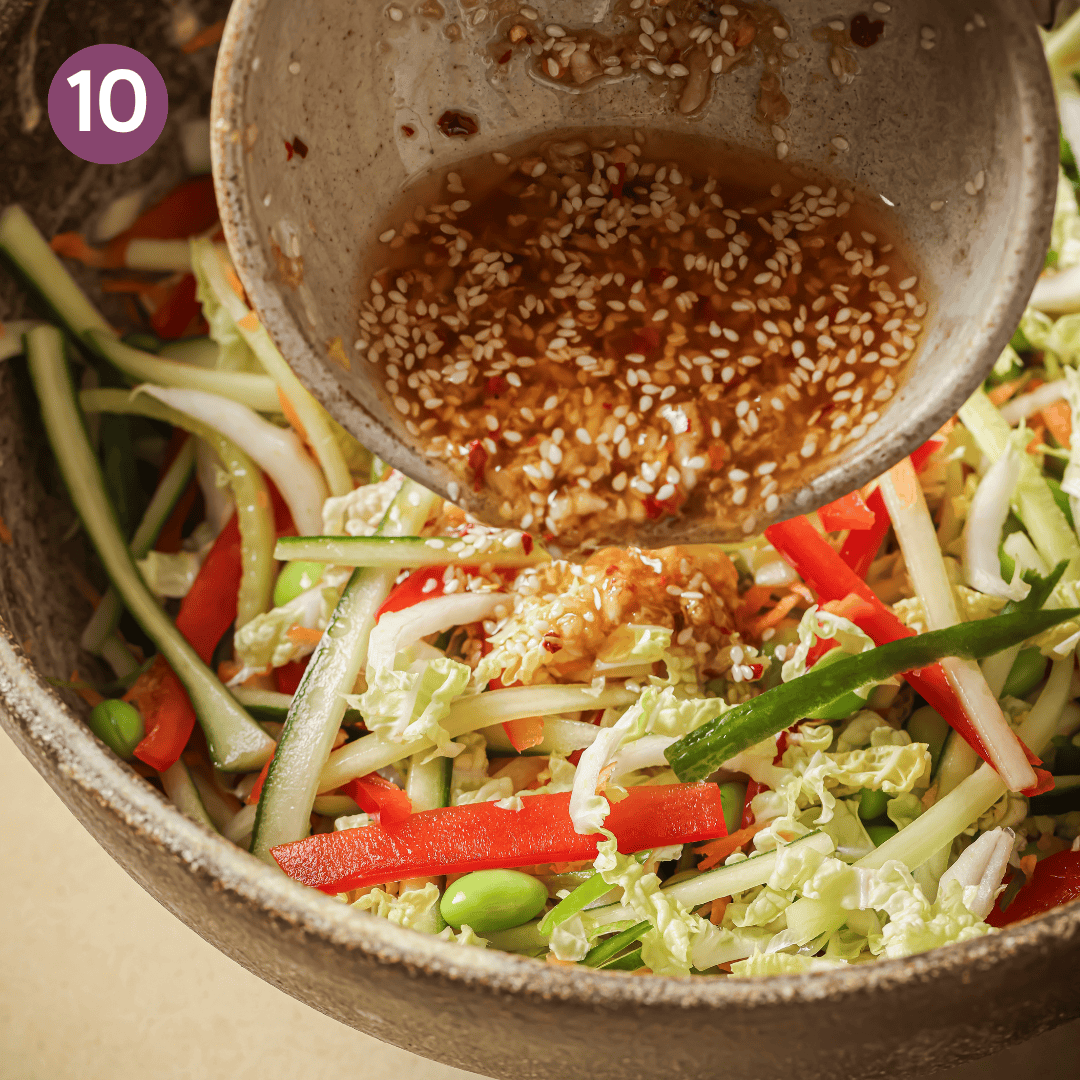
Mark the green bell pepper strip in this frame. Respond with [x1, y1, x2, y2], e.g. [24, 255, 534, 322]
[666, 607, 1080, 783]
[26, 327, 273, 771]
[581, 921, 651, 969]
[80, 388, 276, 628]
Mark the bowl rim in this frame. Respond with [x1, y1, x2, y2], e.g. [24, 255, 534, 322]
[126, 0, 1078, 1009]
[4, 614, 1080, 1011]
[209, 0, 1061, 541]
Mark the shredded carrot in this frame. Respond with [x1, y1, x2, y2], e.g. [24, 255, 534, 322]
[787, 581, 816, 606]
[1042, 400, 1072, 449]
[71, 670, 105, 709]
[225, 264, 247, 301]
[71, 568, 102, 608]
[988, 376, 1029, 406]
[180, 18, 226, 53]
[50, 232, 119, 268]
[238, 311, 260, 331]
[745, 592, 801, 638]
[272, 388, 309, 448]
[287, 625, 325, 645]
[0, 515, 12, 546]
[696, 821, 769, 870]
[1018, 853, 1038, 880]
[1026, 424, 1046, 455]
[708, 897, 730, 925]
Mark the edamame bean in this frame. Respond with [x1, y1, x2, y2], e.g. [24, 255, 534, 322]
[273, 560, 325, 607]
[87, 698, 145, 759]
[1002, 647, 1048, 700]
[857, 787, 889, 822]
[440, 869, 548, 933]
[805, 648, 870, 720]
[866, 823, 898, 847]
[719, 781, 747, 834]
[906, 706, 949, 773]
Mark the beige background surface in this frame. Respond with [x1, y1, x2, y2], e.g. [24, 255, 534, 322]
[1, 727, 1077, 1080]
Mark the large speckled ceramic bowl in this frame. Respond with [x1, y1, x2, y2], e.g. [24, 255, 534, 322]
[1, 2, 1079, 1077]
[211, 0, 1059, 544]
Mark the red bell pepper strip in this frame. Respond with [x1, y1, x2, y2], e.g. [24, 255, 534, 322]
[819, 490, 876, 532]
[340, 774, 413, 826]
[150, 273, 202, 340]
[838, 487, 890, 579]
[272, 783, 727, 893]
[764, 515, 994, 765]
[174, 513, 243, 665]
[275, 657, 309, 695]
[375, 564, 480, 620]
[836, 441, 943, 579]
[502, 715, 545, 752]
[741, 779, 765, 830]
[126, 654, 198, 772]
[986, 849, 1080, 927]
[267, 477, 296, 537]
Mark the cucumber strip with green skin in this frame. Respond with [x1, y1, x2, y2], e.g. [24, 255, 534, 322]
[406, 754, 453, 813]
[405, 749, 454, 932]
[318, 685, 638, 794]
[0, 319, 42, 359]
[159, 759, 217, 830]
[0, 205, 112, 337]
[275, 534, 548, 569]
[229, 686, 364, 726]
[250, 479, 440, 862]
[82, 437, 196, 656]
[81, 388, 276, 628]
[667, 607, 1080, 783]
[483, 717, 600, 757]
[27, 327, 274, 771]
[86, 330, 281, 412]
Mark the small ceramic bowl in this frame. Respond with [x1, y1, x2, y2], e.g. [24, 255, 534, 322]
[1, 2, 1078, 1077]
[212, 0, 1058, 544]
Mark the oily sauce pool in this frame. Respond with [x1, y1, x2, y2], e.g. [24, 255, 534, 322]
[355, 129, 927, 550]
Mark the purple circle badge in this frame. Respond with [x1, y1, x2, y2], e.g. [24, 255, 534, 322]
[48, 44, 168, 165]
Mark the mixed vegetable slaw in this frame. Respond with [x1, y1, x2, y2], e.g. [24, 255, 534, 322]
[4, 14, 1080, 982]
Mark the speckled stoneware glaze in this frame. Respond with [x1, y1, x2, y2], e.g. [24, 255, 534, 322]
[213, 0, 1058, 544]
[1, 2, 1079, 1078]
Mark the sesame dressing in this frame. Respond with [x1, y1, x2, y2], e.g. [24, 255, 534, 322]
[357, 130, 927, 551]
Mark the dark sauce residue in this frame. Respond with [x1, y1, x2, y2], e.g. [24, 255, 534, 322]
[849, 14, 885, 48]
[437, 110, 479, 138]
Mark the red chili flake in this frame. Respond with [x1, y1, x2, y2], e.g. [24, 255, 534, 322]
[437, 110, 479, 138]
[644, 496, 665, 520]
[850, 13, 885, 47]
[612, 161, 627, 199]
[629, 326, 661, 355]
[542, 637, 560, 654]
[605, 564, 619, 576]
[284, 140, 294, 161]
[291, 136, 309, 159]
[486, 375, 508, 397]
[707, 443, 728, 471]
[467, 439, 488, 490]
[498, 49, 513, 64]
[601, 402, 613, 410]
[521, 532, 534, 555]
[401, 125, 416, 137]
[748, 663, 764, 680]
